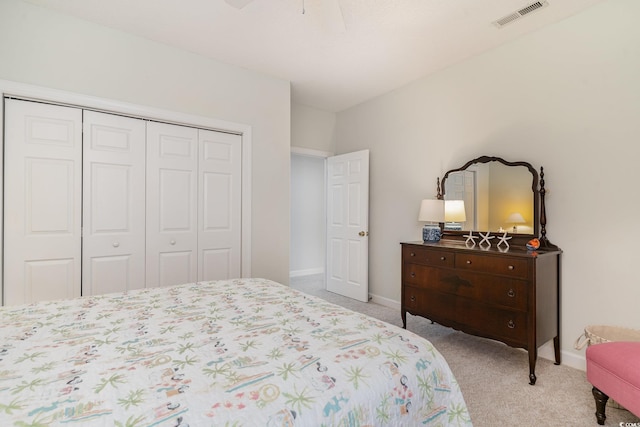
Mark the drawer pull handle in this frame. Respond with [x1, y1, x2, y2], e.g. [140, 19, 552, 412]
[410, 295, 416, 302]
[507, 289, 515, 298]
[410, 252, 416, 257]
[508, 265, 515, 270]
[440, 256, 446, 261]
[410, 272, 416, 278]
[466, 260, 472, 265]
[507, 320, 515, 329]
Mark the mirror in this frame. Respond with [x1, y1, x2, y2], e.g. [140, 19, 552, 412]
[440, 156, 539, 237]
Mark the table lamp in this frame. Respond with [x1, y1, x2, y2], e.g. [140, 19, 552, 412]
[445, 200, 466, 230]
[418, 199, 445, 242]
[506, 212, 526, 233]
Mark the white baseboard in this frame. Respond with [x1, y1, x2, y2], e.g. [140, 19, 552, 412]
[369, 293, 401, 311]
[536, 341, 586, 371]
[289, 268, 324, 278]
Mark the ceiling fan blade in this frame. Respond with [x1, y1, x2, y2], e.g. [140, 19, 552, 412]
[320, 0, 346, 33]
[224, 0, 255, 10]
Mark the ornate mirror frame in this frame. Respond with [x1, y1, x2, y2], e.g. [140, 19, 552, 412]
[439, 155, 555, 248]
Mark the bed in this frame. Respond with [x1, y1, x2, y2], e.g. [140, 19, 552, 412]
[0, 278, 471, 426]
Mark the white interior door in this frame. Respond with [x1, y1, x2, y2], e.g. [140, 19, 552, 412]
[326, 150, 369, 302]
[82, 111, 146, 296]
[146, 121, 198, 287]
[4, 99, 82, 305]
[198, 129, 242, 281]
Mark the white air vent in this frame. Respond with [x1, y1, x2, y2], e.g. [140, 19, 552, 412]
[224, 0, 254, 10]
[493, 1, 549, 28]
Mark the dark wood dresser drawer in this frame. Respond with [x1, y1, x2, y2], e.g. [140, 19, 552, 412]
[403, 263, 527, 310]
[402, 245, 454, 268]
[454, 253, 530, 279]
[403, 287, 456, 323]
[457, 299, 528, 344]
[403, 287, 527, 344]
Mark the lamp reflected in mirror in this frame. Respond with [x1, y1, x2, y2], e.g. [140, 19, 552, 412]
[444, 200, 466, 231]
[506, 212, 526, 233]
[418, 199, 445, 242]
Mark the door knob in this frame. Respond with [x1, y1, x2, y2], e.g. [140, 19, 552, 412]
[358, 231, 369, 236]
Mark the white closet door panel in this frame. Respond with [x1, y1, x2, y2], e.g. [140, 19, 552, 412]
[158, 251, 194, 287]
[25, 259, 76, 302]
[88, 255, 131, 295]
[202, 249, 231, 280]
[26, 158, 76, 234]
[82, 111, 146, 296]
[4, 99, 82, 305]
[160, 169, 194, 230]
[147, 122, 198, 287]
[198, 130, 242, 281]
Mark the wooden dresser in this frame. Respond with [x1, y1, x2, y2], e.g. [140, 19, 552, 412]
[401, 240, 562, 385]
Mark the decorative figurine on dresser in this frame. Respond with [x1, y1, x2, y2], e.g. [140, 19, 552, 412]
[401, 156, 562, 385]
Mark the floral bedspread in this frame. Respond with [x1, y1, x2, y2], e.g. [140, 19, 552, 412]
[0, 278, 471, 426]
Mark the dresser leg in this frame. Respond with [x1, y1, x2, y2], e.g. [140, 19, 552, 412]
[528, 350, 537, 385]
[553, 335, 561, 365]
[401, 309, 407, 329]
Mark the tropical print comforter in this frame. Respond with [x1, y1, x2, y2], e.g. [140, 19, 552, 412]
[0, 278, 472, 426]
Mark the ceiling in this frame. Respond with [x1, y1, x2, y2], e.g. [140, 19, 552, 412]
[22, 0, 605, 112]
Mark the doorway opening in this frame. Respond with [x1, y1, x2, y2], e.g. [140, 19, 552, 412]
[290, 151, 327, 287]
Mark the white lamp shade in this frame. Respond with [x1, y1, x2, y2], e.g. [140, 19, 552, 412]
[445, 200, 466, 222]
[418, 199, 445, 223]
[506, 212, 526, 224]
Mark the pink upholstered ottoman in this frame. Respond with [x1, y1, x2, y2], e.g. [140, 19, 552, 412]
[586, 341, 640, 425]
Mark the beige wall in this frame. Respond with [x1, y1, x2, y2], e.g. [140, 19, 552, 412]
[333, 0, 640, 368]
[291, 103, 337, 153]
[0, 0, 291, 284]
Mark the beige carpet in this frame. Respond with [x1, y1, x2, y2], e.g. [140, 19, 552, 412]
[290, 275, 640, 427]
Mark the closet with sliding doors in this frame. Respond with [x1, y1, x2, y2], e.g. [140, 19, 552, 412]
[3, 98, 242, 306]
